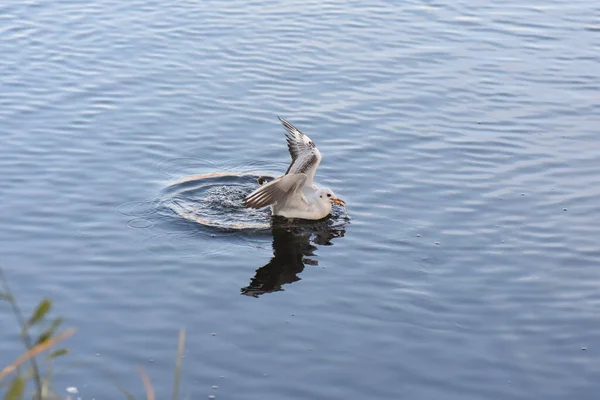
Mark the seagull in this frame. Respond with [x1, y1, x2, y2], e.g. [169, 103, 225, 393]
[243, 117, 345, 220]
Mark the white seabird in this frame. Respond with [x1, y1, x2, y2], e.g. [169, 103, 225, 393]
[243, 117, 345, 220]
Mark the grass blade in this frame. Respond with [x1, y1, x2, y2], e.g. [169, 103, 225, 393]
[137, 367, 155, 400]
[47, 349, 69, 360]
[36, 317, 64, 345]
[27, 300, 52, 327]
[172, 328, 185, 400]
[4, 376, 24, 400]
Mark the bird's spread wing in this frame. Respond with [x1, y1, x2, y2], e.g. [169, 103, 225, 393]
[278, 117, 322, 186]
[243, 173, 308, 209]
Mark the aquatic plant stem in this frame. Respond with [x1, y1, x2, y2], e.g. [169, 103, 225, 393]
[172, 328, 186, 400]
[0, 268, 43, 399]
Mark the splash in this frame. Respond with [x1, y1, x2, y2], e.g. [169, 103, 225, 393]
[160, 173, 274, 231]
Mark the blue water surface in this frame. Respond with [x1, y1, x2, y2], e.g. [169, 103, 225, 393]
[1, 0, 600, 399]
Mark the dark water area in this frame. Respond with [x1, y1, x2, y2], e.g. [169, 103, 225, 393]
[1, 0, 600, 399]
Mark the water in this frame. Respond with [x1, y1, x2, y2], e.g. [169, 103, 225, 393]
[1, 0, 599, 398]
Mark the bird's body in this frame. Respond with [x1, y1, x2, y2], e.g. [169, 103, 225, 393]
[243, 117, 344, 220]
[271, 183, 332, 220]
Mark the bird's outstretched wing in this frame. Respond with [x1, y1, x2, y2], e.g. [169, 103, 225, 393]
[278, 117, 322, 186]
[243, 173, 308, 209]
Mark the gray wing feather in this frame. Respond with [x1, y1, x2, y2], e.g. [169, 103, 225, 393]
[277, 117, 322, 183]
[278, 117, 312, 163]
[289, 153, 318, 175]
[243, 174, 308, 209]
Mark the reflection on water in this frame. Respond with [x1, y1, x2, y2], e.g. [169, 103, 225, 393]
[241, 218, 347, 297]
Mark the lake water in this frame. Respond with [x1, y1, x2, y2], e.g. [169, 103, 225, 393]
[1, 0, 600, 399]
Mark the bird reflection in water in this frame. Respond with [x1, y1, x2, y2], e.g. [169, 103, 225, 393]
[241, 217, 346, 297]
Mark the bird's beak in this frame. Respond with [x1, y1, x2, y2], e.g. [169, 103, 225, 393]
[332, 197, 345, 206]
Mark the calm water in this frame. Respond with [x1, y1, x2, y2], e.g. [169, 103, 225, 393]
[2, 0, 600, 398]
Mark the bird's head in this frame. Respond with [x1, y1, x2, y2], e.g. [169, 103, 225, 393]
[318, 188, 345, 206]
